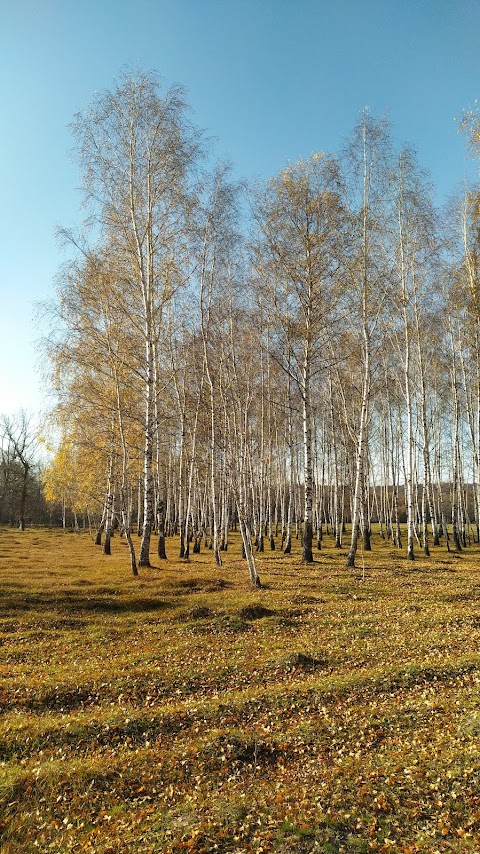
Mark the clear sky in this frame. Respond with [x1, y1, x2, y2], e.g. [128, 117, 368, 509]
[1, 0, 479, 420]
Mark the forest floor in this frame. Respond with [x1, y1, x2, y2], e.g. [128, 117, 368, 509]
[0, 527, 480, 853]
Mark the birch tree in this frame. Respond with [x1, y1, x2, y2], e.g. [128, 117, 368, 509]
[255, 153, 345, 563]
[391, 147, 438, 560]
[344, 111, 391, 568]
[71, 71, 202, 567]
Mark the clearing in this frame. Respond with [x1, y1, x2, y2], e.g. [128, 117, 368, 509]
[0, 528, 480, 853]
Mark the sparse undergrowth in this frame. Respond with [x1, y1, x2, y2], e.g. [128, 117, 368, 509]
[1, 527, 480, 853]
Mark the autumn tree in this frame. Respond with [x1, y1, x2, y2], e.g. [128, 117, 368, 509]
[45, 248, 143, 555]
[389, 148, 439, 560]
[254, 153, 345, 563]
[343, 111, 392, 568]
[197, 166, 242, 567]
[69, 70, 202, 567]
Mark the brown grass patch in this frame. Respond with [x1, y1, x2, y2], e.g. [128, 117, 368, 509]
[0, 526, 480, 852]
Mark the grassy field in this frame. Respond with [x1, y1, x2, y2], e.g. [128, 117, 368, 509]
[1, 527, 480, 854]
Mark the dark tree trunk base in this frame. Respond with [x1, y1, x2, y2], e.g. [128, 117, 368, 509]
[303, 521, 313, 562]
[157, 536, 167, 560]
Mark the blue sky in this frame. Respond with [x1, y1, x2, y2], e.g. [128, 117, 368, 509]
[1, 0, 479, 418]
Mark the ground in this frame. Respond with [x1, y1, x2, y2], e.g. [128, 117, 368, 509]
[0, 527, 480, 853]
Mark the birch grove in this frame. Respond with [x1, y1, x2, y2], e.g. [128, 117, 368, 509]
[43, 73, 480, 583]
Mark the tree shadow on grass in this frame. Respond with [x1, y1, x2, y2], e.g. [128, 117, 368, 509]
[0, 589, 175, 616]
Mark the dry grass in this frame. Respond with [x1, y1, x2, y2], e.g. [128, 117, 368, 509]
[1, 527, 480, 853]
